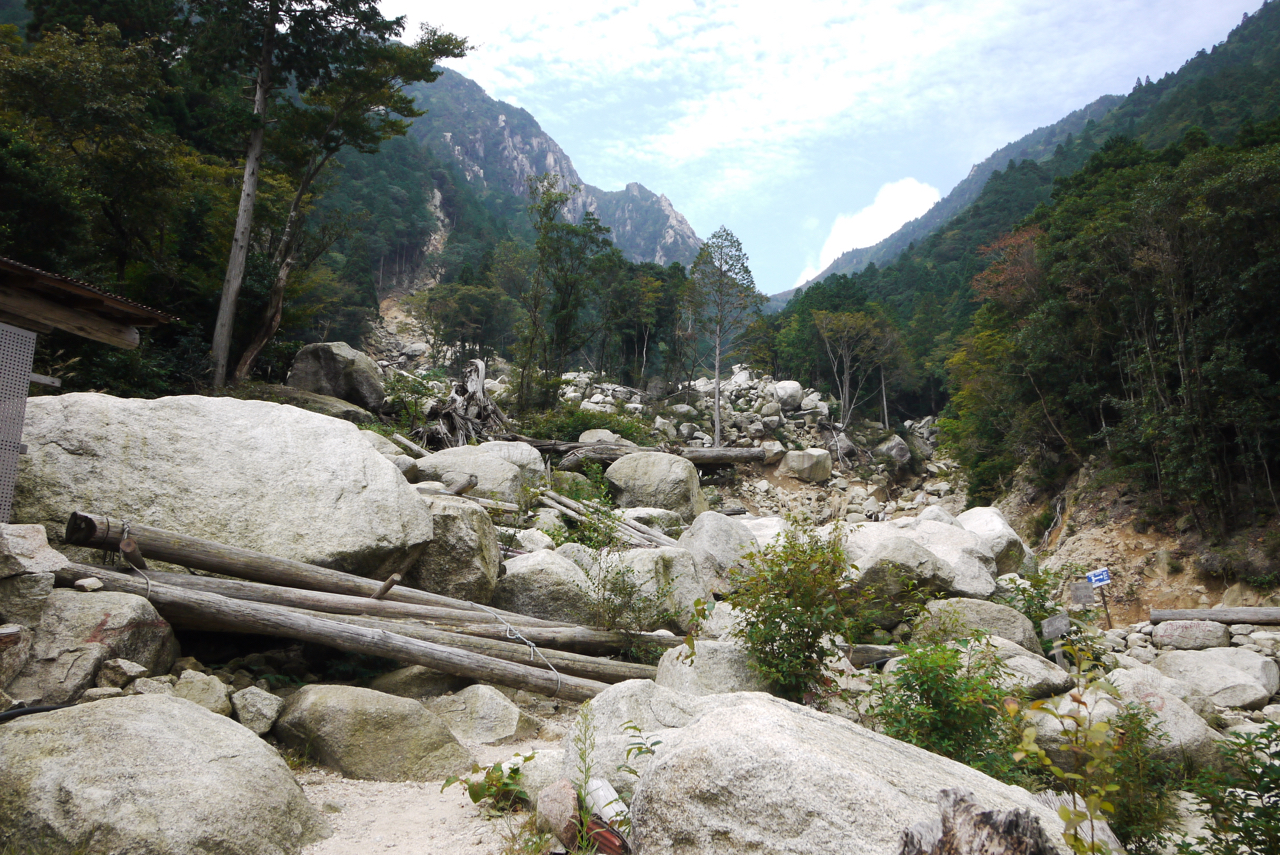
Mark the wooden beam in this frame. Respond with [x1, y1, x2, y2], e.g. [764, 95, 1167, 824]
[0, 284, 140, 349]
[1149, 607, 1280, 625]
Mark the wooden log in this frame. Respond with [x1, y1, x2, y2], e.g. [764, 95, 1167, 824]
[93, 568, 680, 654]
[538, 496, 649, 548]
[390, 433, 431, 458]
[1149, 607, 1280, 625]
[677, 447, 767, 466]
[371, 574, 401, 600]
[54, 563, 608, 702]
[63, 512, 562, 627]
[544, 490, 678, 548]
[270, 608, 659, 683]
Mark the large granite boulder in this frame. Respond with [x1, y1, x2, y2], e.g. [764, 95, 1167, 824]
[286, 341, 386, 412]
[238, 384, 374, 423]
[1153, 648, 1280, 710]
[415, 446, 524, 505]
[874, 434, 912, 467]
[614, 546, 712, 632]
[0, 695, 329, 854]
[15, 394, 435, 582]
[773, 381, 803, 411]
[1030, 670, 1220, 772]
[916, 598, 1040, 654]
[6, 590, 177, 705]
[629, 693, 1070, 855]
[843, 520, 998, 600]
[655, 640, 770, 696]
[605, 453, 708, 522]
[427, 684, 542, 744]
[406, 494, 500, 604]
[274, 685, 473, 781]
[954, 508, 1028, 575]
[847, 535, 988, 622]
[677, 511, 757, 593]
[492, 550, 592, 623]
[778, 449, 832, 482]
[0, 523, 69, 630]
[369, 665, 469, 701]
[1151, 621, 1231, 650]
[476, 440, 545, 486]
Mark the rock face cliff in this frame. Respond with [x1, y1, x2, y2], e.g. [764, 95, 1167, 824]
[407, 69, 701, 267]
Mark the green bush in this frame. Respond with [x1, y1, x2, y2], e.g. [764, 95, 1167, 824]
[871, 639, 1025, 783]
[726, 521, 894, 700]
[520, 406, 654, 445]
[1106, 705, 1181, 855]
[1177, 720, 1280, 855]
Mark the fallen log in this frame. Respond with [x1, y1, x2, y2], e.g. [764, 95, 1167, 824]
[538, 495, 652, 549]
[64, 512, 562, 627]
[54, 563, 609, 702]
[542, 441, 767, 472]
[93, 568, 679, 655]
[1149, 607, 1280, 625]
[543, 490, 679, 548]
[390, 432, 431, 459]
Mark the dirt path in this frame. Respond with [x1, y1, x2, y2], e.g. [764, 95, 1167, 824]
[299, 736, 566, 855]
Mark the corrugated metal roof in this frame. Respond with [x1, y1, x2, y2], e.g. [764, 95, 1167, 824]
[0, 256, 177, 324]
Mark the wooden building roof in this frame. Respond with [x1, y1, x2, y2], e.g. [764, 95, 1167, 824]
[0, 256, 175, 349]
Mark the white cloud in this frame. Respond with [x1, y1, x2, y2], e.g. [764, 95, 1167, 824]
[790, 178, 940, 288]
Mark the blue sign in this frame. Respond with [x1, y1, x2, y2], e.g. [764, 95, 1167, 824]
[1086, 567, 1112, 588]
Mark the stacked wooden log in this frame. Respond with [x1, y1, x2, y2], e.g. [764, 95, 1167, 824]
[60, 512, 678, 702]
[537, 490, 678, 549]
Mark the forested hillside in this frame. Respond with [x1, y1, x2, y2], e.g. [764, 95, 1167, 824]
[756, 1, 1280, 529]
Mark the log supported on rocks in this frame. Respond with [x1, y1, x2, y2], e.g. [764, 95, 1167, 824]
[511, 437, 767, 472]
[89, 568, 678, 657]
[64, 512, 558, 627]
[1150, 608, 1280, 625]
[54, 564, 609, 702]
[540, 490, 680, 549]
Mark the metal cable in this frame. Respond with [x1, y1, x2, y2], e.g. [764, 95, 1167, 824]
[477, 604, 563, 699]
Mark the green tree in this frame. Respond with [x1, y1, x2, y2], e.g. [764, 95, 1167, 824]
[526, 173, 620, 376]
[192, 0, 457, 387]
[689, 226, 763, 446]
[229, 26, 467, 382]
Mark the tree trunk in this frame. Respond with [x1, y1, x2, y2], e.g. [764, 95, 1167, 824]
[713, 322, 723, 447]
[211, 6, 277, 389]
[880, 363, 889, 429]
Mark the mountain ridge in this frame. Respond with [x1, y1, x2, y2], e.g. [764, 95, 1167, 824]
[406, 68, 701, 267]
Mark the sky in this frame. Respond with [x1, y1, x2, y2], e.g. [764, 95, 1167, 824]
[381, 1, 1260, 295]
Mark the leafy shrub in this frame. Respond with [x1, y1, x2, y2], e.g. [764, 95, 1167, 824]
[443, 753, 536, 816]
[872, 639, 1025, 783]
[1106, 705, 1181, 855]
[993, 561, 1064, 655]
[726, 521, 895, 700]
[521, 406, 654, 445]
[575, 555, 676, 662]
[1177, 720, 1280, 855]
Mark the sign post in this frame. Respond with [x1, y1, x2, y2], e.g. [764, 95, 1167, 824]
[1040, 611, 1071, 668]
[1085, 567, 1113, 629]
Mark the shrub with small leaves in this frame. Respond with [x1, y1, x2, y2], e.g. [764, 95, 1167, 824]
[1177, 719, 1280, 855]
[443, 753, 535, 817]
[727, 520, 895, 700]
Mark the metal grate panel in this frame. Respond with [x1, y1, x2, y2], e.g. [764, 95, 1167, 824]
[0, 321, 36, 522]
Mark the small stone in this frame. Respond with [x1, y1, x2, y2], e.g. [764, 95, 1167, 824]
[96, 658, 150, 689]
[231, 686, 285, 735]
[73, 578, 104, 592]
[77, 686, 124, 703]
[127, 677, 174, 696]
[173, 669, 233, 716]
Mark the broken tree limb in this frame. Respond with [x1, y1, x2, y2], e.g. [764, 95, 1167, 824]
[1149, 607, 1280, 625]
[371, 574, 401, 600]
[54, 563, 609, 702]
[390, 432, 431, 459]
[63, 512, 567, 628]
